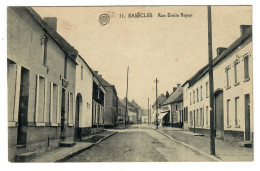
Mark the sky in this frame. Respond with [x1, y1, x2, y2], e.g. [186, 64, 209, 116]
[33, 6, 251, 108]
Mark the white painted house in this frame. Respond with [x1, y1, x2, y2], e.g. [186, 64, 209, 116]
[75, 55, 106, 140]
[182, 25, 252, 143]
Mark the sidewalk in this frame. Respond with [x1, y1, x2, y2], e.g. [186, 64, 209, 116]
[28, 130, 118, 162]
[150, 125, 253, 161]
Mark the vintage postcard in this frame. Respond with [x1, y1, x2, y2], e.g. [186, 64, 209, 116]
[6, 5, 253, 162]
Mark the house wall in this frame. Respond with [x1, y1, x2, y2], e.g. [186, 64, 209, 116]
[104, 87, 118, 127]
[170, 102, 183, 126]
[75, 57, 93, 129]
[7, 7, 76, 161]
[184, 37, 253, 142]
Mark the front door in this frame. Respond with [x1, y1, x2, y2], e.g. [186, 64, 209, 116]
[17, 67, 29, 146]
[245, 94, 251, 141]
[215, 91, 224, 139]
[74, 94, 82, 140]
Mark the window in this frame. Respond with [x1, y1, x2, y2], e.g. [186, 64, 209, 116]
[36, 75, 46, 123]
[206, 106, 209, 126]
[200, 108, 203, 127]
[190, 93, 192, 105]
[189, 111, 193, 126]
[176, 105, 178, 110]
[235, 97, 239, 126]
[184, 107, 188, 122]
[42, 35, 48, 66]
[200, 86, 203, 101]
[81, 66, 83, 80]
[193, 90, 195, 104]
[193, 110, 196, 126]
[206, 82, 209, 98]
[234, 62, 239, 85]
[225, 66, 231, 89]
[51, 83, 58, 124]
[196, 109, 199, 126]
[196, 88, 199, 102]
[244, 55, 250, 81]
[227, 99, 230, 127]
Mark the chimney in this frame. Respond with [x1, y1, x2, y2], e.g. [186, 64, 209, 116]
[166, 91, 169, 98]
[98, 74, 102, 78]
[177, 84, 181, 88]
[44, 17, 57, 31]
[216, 47, 227, 56]
[94, 71, 98, 74]
[240, 25, 252, 36]
[173, 87, 177, 92]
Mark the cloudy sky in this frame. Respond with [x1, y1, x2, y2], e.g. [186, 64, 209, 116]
[34, 6, 251, 108]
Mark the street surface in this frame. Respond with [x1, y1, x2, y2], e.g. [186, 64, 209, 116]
[66, 125, 214, 162]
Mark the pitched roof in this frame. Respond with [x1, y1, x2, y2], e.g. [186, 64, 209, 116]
[161, 87, 183, 106]
[152, 94, 166, 108]
[183, 26, 252, 88]
[118, 98, 136, 110]
[131, 100, 141, 109]
[23, 7, 78, 61]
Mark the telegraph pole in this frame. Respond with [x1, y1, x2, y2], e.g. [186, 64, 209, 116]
[148, 98, 149, 125]
[125, 66, 129, 126]
[207, 5, 216, 156]
[154, 78, 159, 129]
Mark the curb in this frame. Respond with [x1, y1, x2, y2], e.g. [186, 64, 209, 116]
[56, 131, 118, 162]
[154, 128, 223, 162]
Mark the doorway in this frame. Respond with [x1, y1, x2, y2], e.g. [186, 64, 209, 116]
[17, 67, 30, 146]
[244, 94, 251, 141]
[75, 93, 82, 140]
[215, 90, 224, 139]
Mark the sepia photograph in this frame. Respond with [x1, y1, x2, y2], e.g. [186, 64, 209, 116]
[5, 4, 254, 163]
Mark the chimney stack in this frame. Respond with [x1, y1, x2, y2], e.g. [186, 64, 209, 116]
[240, 25, 252, 36]
[44, 17, 57, 31]
[216, 47, 227, 56]
[173, 87, 177, 92]
[166, 91, 169, 98]
[177, 84, 181, 87]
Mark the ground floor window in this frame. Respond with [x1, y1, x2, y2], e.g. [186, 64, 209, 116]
[189, 111, 193, 126]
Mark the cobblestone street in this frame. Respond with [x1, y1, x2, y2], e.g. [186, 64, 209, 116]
[65, 125, 215, 162]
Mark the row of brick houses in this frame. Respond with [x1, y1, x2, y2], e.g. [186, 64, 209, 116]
[7, 7, 122, 162]
[153, 25, 252, 144]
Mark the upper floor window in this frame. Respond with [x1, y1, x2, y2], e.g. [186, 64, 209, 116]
[193, 90, 195, 104]
[196, 88, 199, 102]
[234, 61, 239, 86]
[244, 55, 250, 81]
[41, 35, 48, 66]
[200, 85, 203, 101]
[206, 82, 209, 98]
[81, 66, 83, 80]
[225, 66, 231, 89]
[190, 93, 192, 105]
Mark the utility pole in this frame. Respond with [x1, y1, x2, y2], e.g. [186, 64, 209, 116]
[148, 98, 149, 125]
[125, 66, 129, 127]
[154, 78, 159, 129]
[207, 5, 216, 156]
